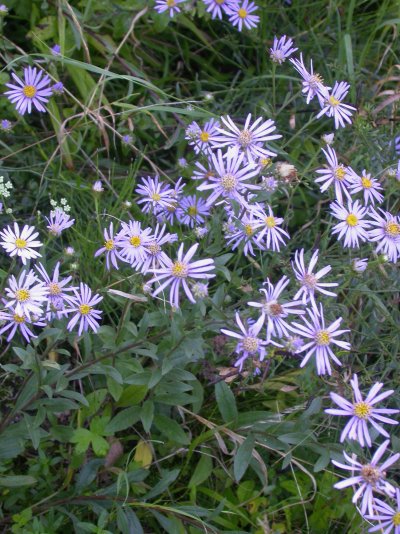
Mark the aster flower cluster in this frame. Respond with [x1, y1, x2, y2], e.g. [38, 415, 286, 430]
[154, 1, 260, 32]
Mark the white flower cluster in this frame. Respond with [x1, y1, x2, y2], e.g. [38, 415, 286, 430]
[0, 176, 13, 198]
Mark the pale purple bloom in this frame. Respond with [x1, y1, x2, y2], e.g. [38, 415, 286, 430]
[0, 4, 8, 14]
[186, 118, 220, 155]
[45, 208, 75, 236]
[92, 180, 104, 192]
[227, 1, 260, 31]
[0, 305, 45, 343]
[94, 222, 123, 270]
[251, 204, 290, 251]
[148, 243, 215, 308]
[194, 226, 208, 238]
[317, 81, 356, 129]
[248, 275, 304, 341]
[65, 283, 103, 335]
[332, 440, 399, 516]
[4, 269, 48, 320]
[352, 258, 368, 273]
[284, 335, 305, 354]
[135, 176, 175, 214]
[176, 195, 210, 227]
[348, 169, 384, 205]
[122, 134, 132, 145]
[52, 82, 64, 94]
[170, 176, 186, 199]
[116, 220, 153, 268]
[221, 313, 267, 371]
[0, 119, 12, 131]
[290, 304, 350, 375]
[192, 160, 215, 181]
[269, 35, 297, 64]
[197, 149, 259, 206]
[35, 262, 76, 319]
[292, 249, 338, 307]
[396, 160, 400, 181]
[5, 66, 53, 115]
[315, 146, 352, 203]
[260, 175, 278, 193]
[365, 488, 400, 533]
[203, 0, 238, 19]
[224, 211, 264, 257]
[178, 157, 187, 168]
[214, 113, 281, 165]
[326, 374, 399, 447]
[51, 44, 61, 56]
[290, 53, 330, 105]
[154, 0, 185, 17]
[330, 200, 371, 248]
[140, 224, 177, 274]
[368, 208, 400, 263]
[0, 222, 42, 264]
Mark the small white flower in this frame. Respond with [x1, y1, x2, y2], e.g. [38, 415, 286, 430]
[0, 222, 42, 264]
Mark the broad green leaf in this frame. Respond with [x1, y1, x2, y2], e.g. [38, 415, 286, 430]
[153, 415, 189, 445]
[215, 382, 238, 423]
[0, 476, 36, 487]
[117, 385, 148, 407]
[189, 454, 213, 488]
[105, 407, 141, 434]
[234, 436, 255, 482]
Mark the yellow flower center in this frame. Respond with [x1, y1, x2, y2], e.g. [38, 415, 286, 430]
[188, 206, 198, 216]
[172, 261, 188, 278]
[216, 0, 225, 4]
[315, 330, 330, 346]
[148, 242, 161, 255]
[167, 202, 177, 212]
[104, 239, 114, 250]
[361, 465, 381, 485]
[151, 193, 161, 202]
[393, 512, 400, 527]
[49, 282, 61, 295]
[353, 401, 372, 420]
[260, 157, 271, 167]
[221, 173, 237, 192]
[200, 131, 210, 142]
[238, 129, 252, 147]
[334, 166, 346, 181]
[129, 235, 141, 247]
[23, 85, 37, 98]
[79, 304, 92, 315]
[15, 238, 27, 249]
[310, 74, 323, 87]
[16, 289, 30, 302]
[265, 216, 276, 228]
[242, 336, 259, 353]
[328, 95, 340, 106]
[238, 8, 247, 18]
[346, 214, 358, 227]
[385, 222, 400, 237]
[13, 314, 25, 323]
[361, 176, 372, 188]
[166, 0, 176, 6]
[244, 224, 253, 236]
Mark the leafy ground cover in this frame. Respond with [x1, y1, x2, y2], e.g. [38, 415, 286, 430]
[0, 0, 399, 532]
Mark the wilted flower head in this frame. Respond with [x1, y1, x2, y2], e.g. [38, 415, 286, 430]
[52, 82, 64, 94]
[275, 162, 298, 183]
[5, 66, 53, 115]
[322, 133, 334, 145]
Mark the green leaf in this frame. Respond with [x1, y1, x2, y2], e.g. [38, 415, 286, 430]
[234, 436, 255, 482]
[215, 382, 238, 423]
[189, 454, 213, 488]
[70, 428, 92, 455]
[107, 376, 124, 401]
[0, 476, 36, 487]
[117, 385, 148, 407]
[91, 434, 109, 457]
[140, 400, 154, 433]
[153, 415, 189, 445]
[105, 407, 141, 434]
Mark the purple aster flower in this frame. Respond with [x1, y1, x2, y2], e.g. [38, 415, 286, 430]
[0, 4, 8, 15]
[35, 262, 76, 319]
[290, 304, 350, 375]
[326, 374, 399, 448]
[197, 149, 259, 206]
[248, 275, 304, 341]
[45, 208, 75, 236]
[330, 200, 371, 249]
[185, 118, 220, 155]
[92, 180, 104, 192]
[0, 305, 46, 343]
[148, 243, 215, 308]
[65, 283, 103, 335]
[317, 81, 356, 129]
[154, 0, 185, 17]
[315, 146, 352, 203]
[176, 195, 210, 227]
[224, 211, 264, 257]
[203, 0, 238, 19]
[170, 176, 186, 200]
[227, 1, 260, 31]
[221, 313, 268, 371]
[122, 134, 133, 145]
[0, 222, 42, 264]
[396, 160, 400, 181]
[269, 35, 298, 64]
[116, 220, 153, 268]
[368, 208, 400, 263]
[140, 224, 177, 274]
[284, 335, 305, 355]
[178, 157, 187, 168]
[290, 53, 330, 106]
[251, 204, 290, 251]
[192, 160, 216, 181]
[52, 82, 64, 94]
[352, 257, 368, 273]
[365, 488, 400, 533]
[260, 175, 278, 193]
[94, 222, 123, 270]
[348, 168, 384, 205]
[51, 44, 61, 56]
[5, 66, 53, 115]
[4, 269, 48, 320]
[135, 176, 175, 214]
[332, 440, 399, 516]
[292, 249, 338, 307]
[0, 119, 13, 131]
[214, 113, 281, 165]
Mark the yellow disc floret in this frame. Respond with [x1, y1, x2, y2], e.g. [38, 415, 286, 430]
[200, 131, 210, 142]
[166, 0, 176, 7]
[238, 8, 247, 18]
[129, 236, 141, 247]
[385, 222, 400, 237]
[188, 206, 198, 216]
[315, 330, 330, 346]
[79, 304, 92, 315]
[361, 176, 372, 188]
[23, 85, 37, 98]
[265, 216, 276, 228]
[16, 289, 30, 302]
[329, 95, 340, 106]
[104, 239, 114, 250]
[15, 238, 27, 249]
[172, 261, 188, 278]
[346, 214, 358, 227]
[221, 173, 237, 192]
[151, 193, 161, 202]
[353, 401, 372, 420]
[242, 336, 259, 353]
[244, 224, 253, 236]
[334, 166, 346, 181]
[49, 283, 61, 295]
[393, 512, 400, 527]
[13, 314, 25, 323]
